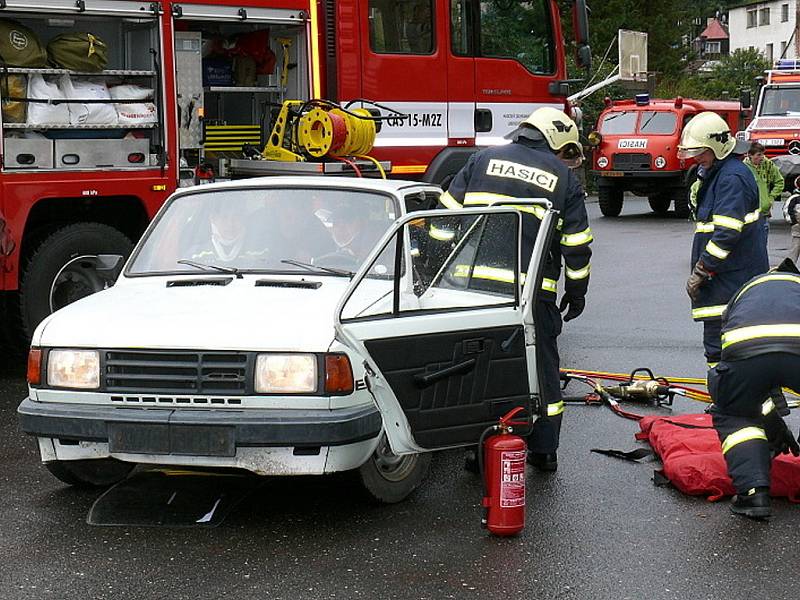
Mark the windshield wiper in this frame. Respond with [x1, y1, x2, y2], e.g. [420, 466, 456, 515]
[281, 259, 354, 278]
[639, 112, 657, 131]
[176, 259, 243, 279]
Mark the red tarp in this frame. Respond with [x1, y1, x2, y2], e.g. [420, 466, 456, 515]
[637, 413, 800, 502]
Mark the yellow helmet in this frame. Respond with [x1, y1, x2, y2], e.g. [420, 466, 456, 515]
[678, 111, 736, 160]
[508, 106, 584, 167]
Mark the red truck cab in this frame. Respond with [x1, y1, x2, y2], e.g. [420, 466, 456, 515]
[589, 94, 746, 217]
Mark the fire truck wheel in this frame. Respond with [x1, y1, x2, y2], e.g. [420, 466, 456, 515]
[20, 223, 133, 339]
[45, 459, 135, 488]
[357, 436, 432, 504]
[598, 186, 624, 217]
[648, 194, 671, 215]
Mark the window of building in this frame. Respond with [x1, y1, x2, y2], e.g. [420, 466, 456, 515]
[767, 42, 774, 63]
[369, 0, 435, 55]
[705, 41, 721, 54]
[782, 3, 790, 22]
[760, 7, 770, 25]
[747, 9, 758, 27]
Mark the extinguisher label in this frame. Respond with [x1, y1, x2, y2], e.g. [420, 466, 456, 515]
[500, 450, 526, 508]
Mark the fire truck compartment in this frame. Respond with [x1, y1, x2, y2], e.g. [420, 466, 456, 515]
[4, 138, 54, 169]
[54, 138, 151, 169]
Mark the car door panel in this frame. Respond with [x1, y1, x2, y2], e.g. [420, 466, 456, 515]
[363, 324, 528, 448]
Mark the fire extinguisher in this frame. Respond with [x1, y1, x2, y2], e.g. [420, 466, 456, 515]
[480, 406, 529, 536]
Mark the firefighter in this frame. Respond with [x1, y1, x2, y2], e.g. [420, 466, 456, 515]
[441, 106, 592, 472]
[708, 259, 800, 519]
[679, 112, 768, 371]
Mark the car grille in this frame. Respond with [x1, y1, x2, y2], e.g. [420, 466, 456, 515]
[612, 153, 651, 171]
[103, 350, 250, 395]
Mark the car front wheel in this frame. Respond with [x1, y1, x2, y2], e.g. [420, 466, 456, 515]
[45, 459, 135, 488]
[357, 436, 431, 504]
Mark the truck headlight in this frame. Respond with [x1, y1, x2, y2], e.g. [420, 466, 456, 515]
[47, 349, 100, 389]
[597, 156, 609, 168]
[255, 353, 317, 393]
[654, 156, 666, 168]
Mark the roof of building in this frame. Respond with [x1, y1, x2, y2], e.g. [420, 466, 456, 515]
[700, 18, 729, 40]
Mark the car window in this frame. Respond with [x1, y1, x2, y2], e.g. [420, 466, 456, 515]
[127, 188, 399, 276]
[638, 111, 677, 134]
[599, 111, 637, 135]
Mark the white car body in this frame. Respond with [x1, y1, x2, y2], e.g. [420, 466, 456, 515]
[19, 176, 555, 500]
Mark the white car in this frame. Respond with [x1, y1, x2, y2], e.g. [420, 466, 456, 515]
[18, 176, 555, 504]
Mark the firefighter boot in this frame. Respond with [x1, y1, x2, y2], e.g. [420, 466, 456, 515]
[527, 452, 558, 472]
[730, 487, 771, 519]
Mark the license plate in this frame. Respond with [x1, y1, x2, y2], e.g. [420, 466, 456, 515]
[761, 138, 784, 147]
[604, 171, 625, 177]
[109, 423, 235, 457]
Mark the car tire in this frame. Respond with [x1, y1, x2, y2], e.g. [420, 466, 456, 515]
[674, 188, 691, 218]
[357, 436, 432, 504]
[20, 223, 133, 339]
[648, 194, 672, 215]
[45, 459, 135, 488]
[598, 185, 624, 217]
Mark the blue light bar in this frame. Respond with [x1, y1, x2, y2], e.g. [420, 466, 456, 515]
[776, 59, 800, 70]
[635, 93, 650, 106]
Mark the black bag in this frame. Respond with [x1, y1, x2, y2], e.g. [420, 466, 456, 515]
[47, 33, 108, 72]
[0, 20, 47, 67]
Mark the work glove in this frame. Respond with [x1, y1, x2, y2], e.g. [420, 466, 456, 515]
[686, 261, 712, 302]
[763, 411, 800, 457]
[559, 294, 585, 322]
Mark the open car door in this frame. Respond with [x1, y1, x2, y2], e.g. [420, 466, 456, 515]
[335, 204, 557, 455]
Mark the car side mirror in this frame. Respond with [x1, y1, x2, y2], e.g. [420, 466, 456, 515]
[739, 88, 752, 110]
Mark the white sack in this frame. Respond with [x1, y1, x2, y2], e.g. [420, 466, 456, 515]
[109, 84, 158, 125]
[26, 74, 69, 125]
[60, 75, 118, 125]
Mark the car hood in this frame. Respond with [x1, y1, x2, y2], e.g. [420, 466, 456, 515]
[36, 275, 355, 351]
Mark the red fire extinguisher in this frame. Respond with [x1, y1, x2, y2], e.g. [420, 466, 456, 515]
[480, 407, 529, 536]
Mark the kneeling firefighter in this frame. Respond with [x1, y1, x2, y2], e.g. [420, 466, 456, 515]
[679, 112, 768, 370]
[709, 259, 800, 519]
[438, 106, 592, 471]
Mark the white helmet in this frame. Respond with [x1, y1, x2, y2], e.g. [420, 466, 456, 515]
[678, 112, 736, 160]
[507, 106, 584, 167]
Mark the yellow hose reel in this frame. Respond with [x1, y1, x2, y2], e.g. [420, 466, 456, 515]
[296, 106, 376, 158]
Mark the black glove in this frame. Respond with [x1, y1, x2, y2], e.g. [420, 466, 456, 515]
[763, 411, 800, 457]
[559, 294, 585, 322]
[686, 261, 712, 301]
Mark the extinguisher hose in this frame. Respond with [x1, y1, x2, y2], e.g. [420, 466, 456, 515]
[477, 424, 498, 526]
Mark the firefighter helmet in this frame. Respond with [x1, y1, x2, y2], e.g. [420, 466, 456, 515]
[507, 106, 584, 167]
[678, 111, 736, 160]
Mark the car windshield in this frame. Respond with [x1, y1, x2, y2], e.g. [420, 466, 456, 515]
[760, 86, 800, 116]
[599, 110, 637, 134]
[638, 111, 676, 134]
[127, 187, 399, 276]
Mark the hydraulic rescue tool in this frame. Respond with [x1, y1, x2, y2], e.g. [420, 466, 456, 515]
[479, 407, 530, 537]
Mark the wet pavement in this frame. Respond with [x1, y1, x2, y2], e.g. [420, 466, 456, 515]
[2, 197, 799, 599]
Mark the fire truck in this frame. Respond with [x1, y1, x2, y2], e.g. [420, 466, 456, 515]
[589, 94, 747, 217]
[0, 0, 589, 347]
[741, 60, 800, 184]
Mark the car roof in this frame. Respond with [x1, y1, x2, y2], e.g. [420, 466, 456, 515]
[171, 176, 440, 200]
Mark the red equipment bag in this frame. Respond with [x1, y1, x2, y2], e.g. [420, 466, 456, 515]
[637, 413, 800, 502]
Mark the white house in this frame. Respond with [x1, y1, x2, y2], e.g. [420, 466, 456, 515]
[729, 0, 798, 62]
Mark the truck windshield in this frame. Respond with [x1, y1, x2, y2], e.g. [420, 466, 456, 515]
[760, 87, 800, 115]
[599, 111, 637, 134]
[638, 111, 677, 134]
[127, 188, 398, 277]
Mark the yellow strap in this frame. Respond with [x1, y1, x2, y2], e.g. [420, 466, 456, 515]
[565, 264, 590, 280]
[762, 398, 775, 416]
[721, 427, 767, 454]
[547, 400, 565, 416]
[712, 214, 744, 231]
[722, 323, 800, 349]
[452, 264, 523, 284]
[692, 305, 727, 319]
[706, 240, 729, 260]
[428, 225, 455, 241]
[695, 222, 714, 233]
[87, 33, 96, 57]
[744, 209, 761, 224]
[439, 191, 462, 210]
[734, 274, 800, 303]
[541, 277, 557, 293]
[561, 227, 593, 247]
[463, 191, 513, 206]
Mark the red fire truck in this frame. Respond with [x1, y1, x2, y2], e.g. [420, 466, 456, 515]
[742, 60, 800, 159]
[0, 0, 589, 346]
[589, 94, 747, 217]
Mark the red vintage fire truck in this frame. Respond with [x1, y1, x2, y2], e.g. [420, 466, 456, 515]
[589, 94, 747, 217]
[0, 0, 589, 346]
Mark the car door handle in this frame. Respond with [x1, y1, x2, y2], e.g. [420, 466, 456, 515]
[414, 358, 477, 388]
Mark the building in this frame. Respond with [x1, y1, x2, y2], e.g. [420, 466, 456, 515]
[729, 0, 798, 62]
[695, 17, 730, 59]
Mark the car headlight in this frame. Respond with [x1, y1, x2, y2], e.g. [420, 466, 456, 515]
[597, 156, 609, 168]
[47, 349, 100, 389]
[255, 353, 317, 393]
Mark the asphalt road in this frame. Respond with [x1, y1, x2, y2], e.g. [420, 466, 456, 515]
[2, 196, 800, 600]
